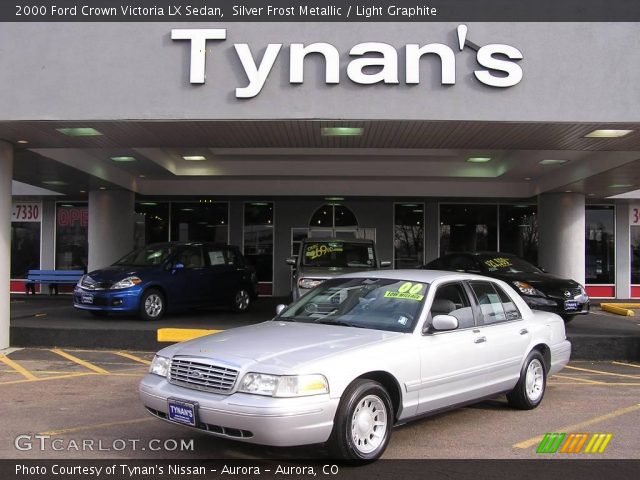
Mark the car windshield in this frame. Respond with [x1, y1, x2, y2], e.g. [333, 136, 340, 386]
[278, 277, 428, 333]
[479, 255, 542, 274]
[301, 242, 376, 268]
[114, 245, 174, 267]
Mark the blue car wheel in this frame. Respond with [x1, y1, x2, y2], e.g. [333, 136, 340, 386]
[140, 288, 166, 321]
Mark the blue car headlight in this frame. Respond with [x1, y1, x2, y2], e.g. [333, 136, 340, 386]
[111, 276, 142, 290]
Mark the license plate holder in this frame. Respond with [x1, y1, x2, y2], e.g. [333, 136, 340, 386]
[81, 294, 93, 304]
[167, 398, 198, 426]
[564, 300, 579, 312]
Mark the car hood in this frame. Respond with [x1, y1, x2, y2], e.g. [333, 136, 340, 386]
[161, 321, 402, 372]
[298, 266, 377, 279]
[490, 271, 581, 291]
[86, 265, 155, 282]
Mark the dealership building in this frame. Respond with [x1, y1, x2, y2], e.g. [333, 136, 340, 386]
[1, 21, 640, 348]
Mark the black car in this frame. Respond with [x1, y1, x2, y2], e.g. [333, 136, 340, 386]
[423, 252, 589, 323]
[74, 242, 258, 320]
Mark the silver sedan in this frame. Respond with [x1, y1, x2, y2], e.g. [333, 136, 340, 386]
[139, 270, 570, 460]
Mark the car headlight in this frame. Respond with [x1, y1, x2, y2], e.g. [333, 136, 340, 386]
[298, 278, 324, 290]
[238, 373, 329, 397]
[513, 281, 542, 296]
[149, 355, 170, 377]
[111, 276, 142, 290]
[77, 275, 87, 287]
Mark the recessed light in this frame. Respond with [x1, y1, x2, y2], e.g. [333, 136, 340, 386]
[565, 190, 573, 193]
[467, 157, 491, 163]
[42, 180, 67, 186]
[182, 155, 207, 161]
[181, 208, 194, 212]
[139, 202, 157, 206]
[608, 184, 633, 188]
[585, 129, 633, 138]
[321, 127, 363, 137]
[524, 177, 532, 181]
[17, 140, 28, 144]
[250, 202, 269, 206]
[59, 204, 73, 207]
[139, 175, 146, 178]
[412, 209, 424, 213]
[110, 156, 136, 162]
[56, 127, 103, 136]
[79, 190, 86, 193]
[539, 159, 568, 166]
[99, 187, 107, 190]
[325, 197, 345, 201]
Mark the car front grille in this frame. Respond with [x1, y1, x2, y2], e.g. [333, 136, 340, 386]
[547, 286, 584, 299]
[80, 279, 112, 290]
[169, 358, 239, 394]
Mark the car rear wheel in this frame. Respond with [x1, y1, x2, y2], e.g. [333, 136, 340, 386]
[140, 289, 165, 321]
[507, 350, 546, 410]
[328, 379, 392, 461]
[231, 287, 251, 313]
[561, 315, 575, 324]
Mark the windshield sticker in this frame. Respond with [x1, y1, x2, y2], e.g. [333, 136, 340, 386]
[484, 257, 512, 269]
[305, 243, 343, 260]
[384, 282, 425, 301]
[368, 247, 374, 260]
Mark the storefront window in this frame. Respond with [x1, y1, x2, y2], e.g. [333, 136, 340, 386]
[310, 204, 358, 229]
[631, 226, 640, 284]
[440, 205, 497, 255]
[244, 202, 274, 294]
[55, 203, 88, 271]
[11, 222, 40, 278]
[134, 202, 169, 248]
[499, 205, 538, 264]
[394, 203, 424, 268]
[170, 202, 228, 243]
[585, 206, 615, 284]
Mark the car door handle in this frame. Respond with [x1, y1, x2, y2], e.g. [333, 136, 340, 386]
[474, 336, 487, 344]
[520, 329, 529, 335]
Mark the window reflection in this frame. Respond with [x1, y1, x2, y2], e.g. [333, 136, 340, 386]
[585, 206, 615, 284]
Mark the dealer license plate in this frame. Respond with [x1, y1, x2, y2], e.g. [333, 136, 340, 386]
[167, 399, 197, 426]
[564, 300, 579, 312]
[81, 294, 93, 304]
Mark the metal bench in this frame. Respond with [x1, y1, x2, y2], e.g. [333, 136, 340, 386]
[26, 269, 85, 295]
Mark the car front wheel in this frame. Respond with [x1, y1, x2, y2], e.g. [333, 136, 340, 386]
[507, 350, 546, 410]
[139, 289, 165, 321]
[231, 287, 251, 313]
[328, 379, 392, 461]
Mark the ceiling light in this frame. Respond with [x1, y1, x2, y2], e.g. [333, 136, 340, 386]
[110, 156, 136, 162]
[17, 140, 28, 144]
[524, 177, 532, 181]
[585, 129, 633, 138]
[181, 208, 194, 211]
[412, 209, 423, 213]
[565, 190, 572, 193]
[59, 204, 73, 207]
[321, 127, 363, 137]
[467, 157, 491, 163]
[79, 190, 86, 193]
[325, 197, 344, 201]
[251, 202, 269, 206]
[42, 180, 67, 186]
[139, 202, 157, 206]
[182, 155, 207, 161]
[56, 127, 103, 136]
[139, 175, 146, 178]
[608, 184, 633, 188]
[539, 159, 567, 166]
[99, 187, 107, 190]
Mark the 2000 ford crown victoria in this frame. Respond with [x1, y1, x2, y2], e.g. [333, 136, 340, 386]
[139, 270, 571, 460]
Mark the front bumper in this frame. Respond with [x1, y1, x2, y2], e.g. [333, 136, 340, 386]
[73, 286, 140, 313]
[139, 374, 339, 447]
[523, 295, 590, 317]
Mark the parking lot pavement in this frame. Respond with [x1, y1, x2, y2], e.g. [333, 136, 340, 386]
[0, 348, 639, 460]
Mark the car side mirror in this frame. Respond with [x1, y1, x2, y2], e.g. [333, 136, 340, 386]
[285, 258, 296, 266]
[431, 314, 459, 332]
[275, 304, 287, 315]
[171, 262, 185, 273]
[538, 266, 548, 273]
[379, 261, 392, 268]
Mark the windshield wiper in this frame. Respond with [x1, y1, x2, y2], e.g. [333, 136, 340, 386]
[313, 319, 366, 328]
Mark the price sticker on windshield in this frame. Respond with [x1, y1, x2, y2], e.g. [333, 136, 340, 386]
[384, 282, 425, 301]
[305, 243, 343, 260]
[484, 257, 512, 269]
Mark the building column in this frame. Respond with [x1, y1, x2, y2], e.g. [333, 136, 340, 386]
[615, 202, 631, 299]
[424, 200, 440, 263]
[0, 142, 14, 349]
[538, 193, 586, 284]
[88, 190, 135, 272]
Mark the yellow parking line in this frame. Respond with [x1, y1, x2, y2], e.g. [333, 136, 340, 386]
[551, 374, 606, 385]
[513, 403, 640, 449]
[113, 351, 151, 365]
[0, 372, 94, 385]
[157, 328, 221, 343]
[0, 355, 38, 381]
[612, 361, 640, 369]
[50, 349, 110, 375]
[39, 417, 154, 436]
[564, 365, 640, 379]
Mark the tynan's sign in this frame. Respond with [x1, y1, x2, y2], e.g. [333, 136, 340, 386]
[172, 24, 523, 99]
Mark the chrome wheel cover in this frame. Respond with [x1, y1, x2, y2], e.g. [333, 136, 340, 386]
[144, 293, 163, 318]
[525, 358, 544, 402]
[235, 289, 250, 311]
[350, 394, 387, 454]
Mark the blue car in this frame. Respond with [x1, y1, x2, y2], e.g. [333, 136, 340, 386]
[73, 242, 258, 320]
